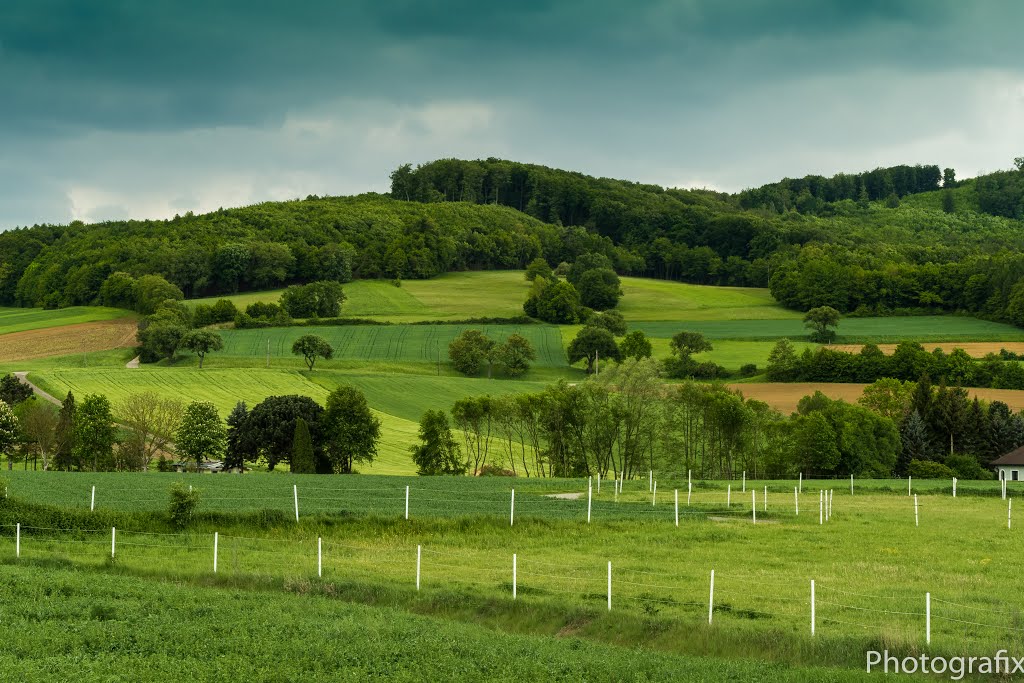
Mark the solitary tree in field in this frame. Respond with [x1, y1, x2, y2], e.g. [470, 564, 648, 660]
[803, 306, 841, 343]
[567, 326, 620, 374]
[180, 329, 224, 369]
[175, 401, 226, 469]
[292, 334, 334, 370]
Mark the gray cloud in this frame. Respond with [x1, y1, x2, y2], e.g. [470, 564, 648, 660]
[1, 1, 1022, 229]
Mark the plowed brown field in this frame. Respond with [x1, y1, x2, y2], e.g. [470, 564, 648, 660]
[0, 319, 137, 362]
[727, 382, 1024, 414]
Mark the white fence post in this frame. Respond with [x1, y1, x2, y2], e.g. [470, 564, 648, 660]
[588, 480, 592, 523]
[908, 476, 912, 497]
[708, 569, 715, 625]
[213, 532, 218, 573]
[850, 474, 854, 496]
[799, 472, 803, 493]
[687, 482, 692, 506]
[764, 486, 767, 512]
[510, 489, 515, 526]
[926, 592, 931, 645]
[674, 489, 679, 527]
[819, 490, 823, 525]
[652, 480, 657, 506]
[688, 469, 692, 488]
[416, 545, 421, 590]
[742, 471, 746, 493]
[607, 561, 612, 612]
[727, 485, 731, 508]
[91, 485, 95, 512]
[752, 491, 756, 524]
[513, 553, 517, 600]
[405, 485, 410, 520]
[15, 522, 20, 559]
[915, 494, 919, 527]
[794, 487, 799, 515]
[953, 477, 957, 498]
[1009, 498, 1013, 530]
[811, 579, 816, 636]
[111, 527, 116, 559]
[318, 537, 322, 578]
[293, 484, 299, 522]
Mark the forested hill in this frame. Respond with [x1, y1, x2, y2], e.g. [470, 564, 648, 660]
[3, 158, 1024, 322]
[0, 195, 618, 307]
[396, 158, 1024, 323]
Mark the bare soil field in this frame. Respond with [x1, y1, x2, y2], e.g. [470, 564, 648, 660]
[0, 319, 137, 362]
[829, 342, 1024, 357]
[728, 382, 1024, 414]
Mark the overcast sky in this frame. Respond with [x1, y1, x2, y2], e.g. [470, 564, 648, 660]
[1, 0, 1022, 230]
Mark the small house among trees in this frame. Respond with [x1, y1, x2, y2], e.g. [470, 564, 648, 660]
[992, 446, 1024, 482]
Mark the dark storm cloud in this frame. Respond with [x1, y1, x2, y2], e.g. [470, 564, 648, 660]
[0, 1, 1022, 228]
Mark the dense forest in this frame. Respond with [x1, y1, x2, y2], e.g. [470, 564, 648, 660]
[1, 157, 1023, 321]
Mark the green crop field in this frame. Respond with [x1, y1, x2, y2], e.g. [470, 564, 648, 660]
[1, 473, 1022, 681]
[215, 323, 569, 368]
[629, 315, 1024, 343]
[27, 367, 553, 476]
[0, 306, 133, 335]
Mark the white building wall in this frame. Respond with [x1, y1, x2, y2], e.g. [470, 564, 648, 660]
[997, 466, 1024, 482]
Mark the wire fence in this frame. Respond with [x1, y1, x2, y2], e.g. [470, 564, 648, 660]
[2, 521, 1022, 646]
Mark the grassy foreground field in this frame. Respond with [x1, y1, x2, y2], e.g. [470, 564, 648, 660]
[2, 473, 1023, 680]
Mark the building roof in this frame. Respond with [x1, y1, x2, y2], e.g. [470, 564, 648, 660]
[992, 445, 1024, 466]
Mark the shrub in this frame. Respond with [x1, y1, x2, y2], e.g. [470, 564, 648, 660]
[168, 482, 201, 529]
[478, 464, 515, 477]
[945, 454, 992, 480]
[739, 363, 759, 377]
[907, 459, 956, 479]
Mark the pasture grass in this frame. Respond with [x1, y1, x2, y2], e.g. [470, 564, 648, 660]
[0, 306, 133, 335]
[215, 323, 569, 367]
[0, 563, 868, 682]
[1, 475, 1022, 679]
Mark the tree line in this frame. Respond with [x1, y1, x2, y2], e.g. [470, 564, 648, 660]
[767, 339, 1024, 390]
[0, 378, 382, 474]
[408, 358, 1020, 481]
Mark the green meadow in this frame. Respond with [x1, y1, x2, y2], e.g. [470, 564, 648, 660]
[0, 306, 133, 335]
[1, 474, 1022, 680]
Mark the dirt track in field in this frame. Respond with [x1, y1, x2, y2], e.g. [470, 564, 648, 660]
[0, 319, 138, 362]
[829, 342, 1024, 357]
[727, 383, 1024, 414]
